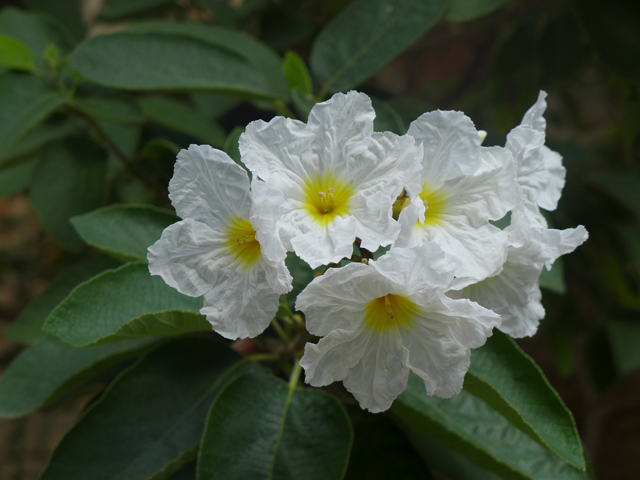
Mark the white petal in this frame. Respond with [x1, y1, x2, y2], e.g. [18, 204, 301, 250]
[147, 218, 230, 297]
[342, 332, 410, 413]
[200, 261, 280, 339]
[350, 190, 399, 252]
[521, 90, 548, 133]
[307, 91, 375, 166]
[169, 145, 251, 227]
[408, 110, 482, 180]
[296, 262, 390, 336]
[290, 215, 358, 269]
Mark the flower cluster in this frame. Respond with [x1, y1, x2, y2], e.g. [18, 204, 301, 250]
[148, 91, 587, 413]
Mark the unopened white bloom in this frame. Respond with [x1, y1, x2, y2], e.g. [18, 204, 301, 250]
[451, 203, 588, 338]
[506, 91, 565, 227]
[395, 111, 518, 288]
[298, 244, 500, 413]
[240, 91, 422, 269]
[147, 145, 292, 340]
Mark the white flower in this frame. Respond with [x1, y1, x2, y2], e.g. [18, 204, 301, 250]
[239, 91, 422, 269]
[451, 204, 588, 338]
[147, 145, 292, 340]
[298, 244, 501, 413]
[394, 110, 518, 289]
[506, 91, 566, 227]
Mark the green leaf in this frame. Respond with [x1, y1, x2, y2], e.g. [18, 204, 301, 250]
[578, 0, 640, 81]
[345, 407, 433, 480]
[310, 0, 448, 93]
[197, 370, 353, 480]
[0, 8, 74, 70]
[372, 97, 405, 135]
[464, 331, 585, 470]
[0, 72, 70, 154]
[0, 335, 159, 418]
[44, 262, 207, 346]
[587, 172, 640, 219]
[127, 21, 288, 99]
[138, 95, 226, 146]
[0, 157, 37, 197]
[74, 95, 145, 124]
[539, 259, 566, 294]
[285, 251, 315, 306]
[607, 318, 640, 374]
[0, 34, 34, 70]
[283, 51, 312, 95]
[30, 138, 108, 251]
[40, 338, 257, 480]
[189, 93, 241, 120]
[223, 126, 245, 167]
[393, 373, 588, 480]
[5, 256, 121, 344]
[71, 204, 178, 262]
[21, 0, 85, 42]
[445, 0, 510, 22]
[102, 0, 177, 20]
[0, 115, 84, 168]
[69, 22, 287, 100]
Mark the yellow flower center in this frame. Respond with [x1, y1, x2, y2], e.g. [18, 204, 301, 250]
[417, 183, 448, 227]
[302, 171, 355, 227]
[363, 294, 419, 332]
[225, 216, 261, 269]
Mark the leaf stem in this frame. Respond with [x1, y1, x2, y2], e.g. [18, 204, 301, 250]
[247, 353, 280, 362]
[288, 357, 302, 390]
[271, 318, 292, 344]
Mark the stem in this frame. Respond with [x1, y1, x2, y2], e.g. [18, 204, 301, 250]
[67, 105, 170, 205]
[271, 318, 292, 344]
[288, 358, 302, 389]
[248, 353, 280, 362]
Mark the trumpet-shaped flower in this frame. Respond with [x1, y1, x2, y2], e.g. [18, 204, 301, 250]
[240, 91, 422, 269]
[395, 111, 518, 289]
[147, 145, 292, 340]
[298, 244, 501, 413]
[451, 203, 588, 338]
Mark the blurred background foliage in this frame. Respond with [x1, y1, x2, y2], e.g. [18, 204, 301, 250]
[0, 0, 639, 479]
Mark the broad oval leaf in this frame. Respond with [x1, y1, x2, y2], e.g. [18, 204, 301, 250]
[0, 72, 70, 153]
[283, 51, 313, 95]
[310, 0, 448, 93]
[40, 338, 257, 480]
[74, 95, 144, 124]
[69, 21, 287, 100]
[445, 0, 511, 22]
[393, 373, 588, 480]
[464, 331, 585, 470]
[0, 34, 34, 70]
[0, 335, 159, 418]
[71, 204, 178, 262]
[5, 256, 121, 344]
[30, 138, 108, 251]
[44, 262, 208, 346]
[0, 157, 37, 197]
[102, 0, 176, 21]
[138, 95, 226, 146]
[197, 371, 353, 480]
[21, 0, 85, 42]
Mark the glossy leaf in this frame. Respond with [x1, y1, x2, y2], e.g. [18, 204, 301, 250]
[223, 126, 244, 167]
[69, 22, 286, 99]
[44, 262, 207, 346]
[138, 95, 226, 146]
[310, 0, 448, 93]
[71, 204, 179, 262]
[5, 256, 121, 344]
[0, 8, 74, 70]
[0, 72, 70, 154]
[393, 373, 588, 480]
[446, 0, 510, 22]
[0, 34, 34, 70]
[464, 331, 585, 470]
[30, 138, 108, 251]
[197, 370, 353, 480]
[0, 335, 159, 418]
[283, 51, 312, 94]
[127, 21, 288, 99]
[40, 338, 257, 480]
